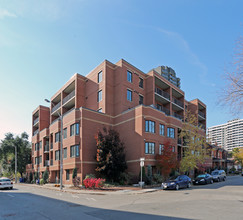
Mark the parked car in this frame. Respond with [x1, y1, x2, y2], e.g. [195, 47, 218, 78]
[241, 170, 243, 176]
[0, 177, 13, 189]
[162, 175, 192, 190]
[211, 170, 226, 182]
[193, 174, 213, 185]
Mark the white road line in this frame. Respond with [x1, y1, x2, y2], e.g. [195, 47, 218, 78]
[86, 197, 96, 201]
[7, 194, 14, 198]
[71, 195, 79, 198]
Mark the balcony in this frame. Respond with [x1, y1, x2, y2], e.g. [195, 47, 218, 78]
[44, 144, 49, 152]
[172, 98, 184, 109]
[33, 129, 39, 136]
[173, 112, 183, 121]
[62, 90, 75, 105]
[44, 160, 50, 167]
[50, 143, 53, 150]
[50, 159, 53, 166]
[51, 101, 61, 113]
[178, 138, 182, 145]
[155, 88, 170, 100]
[198, 111, 206, 119]
[33, 117, 39, 125]
[156, 105, 170, 116]
[198, 123, 206, 130]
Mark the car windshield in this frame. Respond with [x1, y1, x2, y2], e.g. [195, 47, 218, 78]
[169, 176, 179, 181]
[197, 174, 206, 178]
[212, 171, 219, 175]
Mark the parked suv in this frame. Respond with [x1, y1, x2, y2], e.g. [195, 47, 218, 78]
[211, 170, 226, 182]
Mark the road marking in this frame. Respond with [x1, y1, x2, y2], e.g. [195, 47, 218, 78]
[86, 197, 96, 201]
[71, 195, 79, 198]
[7, 194, 14, 198]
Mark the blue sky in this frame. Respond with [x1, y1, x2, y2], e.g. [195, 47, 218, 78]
[0, 0, 242, 140]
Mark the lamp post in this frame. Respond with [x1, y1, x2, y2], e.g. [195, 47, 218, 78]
[45, 99, 63, 190]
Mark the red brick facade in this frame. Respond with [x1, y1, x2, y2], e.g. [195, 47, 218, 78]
[26, 59, 207, 184]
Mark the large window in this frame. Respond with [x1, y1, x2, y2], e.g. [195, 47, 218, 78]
[55, 150, 60, 161]
[39, 156, 42, 164]
[97, 90, 102, 102]
[145, 142, 155, 154]
[70, 145, 80, 157]
[159, 144, 164, 155]
[159, 124, 165, 136]
[55, 132, 60, 143]
[127, 70, 132, 83]
[145, 120, 155, 133]
[127, 89, 132, 102]
[70, 123, 79, 136]
[39, 141, 42, 150]
[167, 127, 175, 138]
[63, 128, 67, 139]
[139, 95, 143, 105]
[35, 143, 39, 151]
[139, 78, 143, 88]
[66, 169, 70, 181]
[98, 71, 102, 83]
[64, 147, 67, 159]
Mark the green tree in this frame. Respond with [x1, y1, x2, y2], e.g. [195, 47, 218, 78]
[232, 148, 243, 167]
[43, 169, 49, 184]
[95, 127, 127, 182]
[0, 132, 31, 177]
[180, 112, 208, 174]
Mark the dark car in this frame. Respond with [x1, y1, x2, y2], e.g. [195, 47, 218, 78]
[162, 175, 192, 190]
[193, 174, 213, 185]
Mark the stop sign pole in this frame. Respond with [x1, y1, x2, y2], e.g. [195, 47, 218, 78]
[140, 158, 145, 188]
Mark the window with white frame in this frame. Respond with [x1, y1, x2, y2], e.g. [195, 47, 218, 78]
[70, 145, 80, 157]
[70, 123, 79, 136]
[159, 124, 165, 136]
[97, 90, 102, 102]
[145, 142, 155, 154]
[127, 70, 132, 83]
[127, 89, 132, 101]
[145, 120, 155, 133]
[98, 71, 102, 83]
[167, 127, 175, 138]
[159, 144, 164, 155]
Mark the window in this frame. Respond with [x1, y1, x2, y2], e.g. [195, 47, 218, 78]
[39, 156, 42, 164]
[64, 147, 67, 159]
[139, 95, 143, 105]
[172, 146, 175, 152]
[70, 123, 79, 136]
[167, 127, 175, 138]
[70, 145, 80, 157]
[145, 120, 155, 133]
[35, 157, 38, 164]
[98, 71, 102, 83]
[139, 78, 143, 88]
[97, 90, 102, 102]
[145, 142, 155, 154]
[127, 70, 132, 83]
[98, 108, 102, 112]
[63, 128, 67, 139]
[55, 150, 60, 161]
[159, 124, 165, 136]
[39, 141, 42, 150]
[127, 89, 132, 102]
[66, 169, 70, 180]
[55, 132, 60, 142]
[35, 143, 39, 151]
[159, 144, 164, 155]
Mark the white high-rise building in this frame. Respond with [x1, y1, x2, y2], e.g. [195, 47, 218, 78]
[207, 119, 243, 151]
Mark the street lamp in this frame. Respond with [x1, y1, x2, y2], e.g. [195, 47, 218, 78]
[45, 99, 63, 190]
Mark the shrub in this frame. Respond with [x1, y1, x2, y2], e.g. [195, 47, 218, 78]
[40, 179, 44, 185]
[153, 174, 163, 183]
[72, 167, 77, 179]
[84, 174, 96, 180]
[43, 169, 49, 183]
[83, 178, 105, 189]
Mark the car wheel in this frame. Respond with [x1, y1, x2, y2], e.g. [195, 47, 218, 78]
[175, 184, 179, 190]
[187, 182, 191, 188]
[223, 177, 226, 181]
[210, 179, 213, 184]
[218, 177, 220, 182]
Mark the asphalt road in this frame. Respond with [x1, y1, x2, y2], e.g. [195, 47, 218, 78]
[0, 176, 243, 220]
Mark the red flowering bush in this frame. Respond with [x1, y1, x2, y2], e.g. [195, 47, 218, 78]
[83, 178, 105, 189]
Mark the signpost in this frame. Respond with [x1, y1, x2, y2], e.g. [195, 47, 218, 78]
[140, 158, 145, 188]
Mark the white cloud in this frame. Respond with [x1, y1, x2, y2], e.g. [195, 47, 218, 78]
[0, 9, 17, 19]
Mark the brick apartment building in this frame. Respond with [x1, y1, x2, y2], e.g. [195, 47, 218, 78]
[26, 59, 207, 184]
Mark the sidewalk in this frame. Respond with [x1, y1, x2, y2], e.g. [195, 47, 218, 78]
[18, 183, 161, 195]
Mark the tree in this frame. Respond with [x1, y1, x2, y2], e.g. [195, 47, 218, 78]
[220, 36, 243, 114]
[155, 141, 179, 181]
[232, 148, 243, 167]
[43, 169, 49, 184]
[95, 127, 127, 182]
[0, 132, 31, 177]
[180, 112, 208, 174]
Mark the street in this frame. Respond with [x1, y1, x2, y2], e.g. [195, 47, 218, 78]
[0, 176, 243, 220]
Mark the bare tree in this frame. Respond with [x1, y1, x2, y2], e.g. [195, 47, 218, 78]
[220, 36, 243, 114]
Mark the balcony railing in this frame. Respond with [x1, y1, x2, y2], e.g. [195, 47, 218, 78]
[156, 105, 170, 116]
[50, 159, 53, 166]
[62, 90, 75, 105]
[51, 101, 61, 113]
[44, 160, 50, 167]
[198, 123, 206, 130]
[173, 98, 184, 109]
[178, 138, 182, 145]
[33, 117, 39, 125]
[173, 112, 183, 121]
[50, 143, 53, 150]
[33, 129, 39, 136]
[198, 111, 206, 119]
[44, 144, 49, 152]
[155, 88, 170, 100]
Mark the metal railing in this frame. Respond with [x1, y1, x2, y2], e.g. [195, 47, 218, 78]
[173, 112, 183, 120]
[62, 90, 75, 105]
[157, 105, 170, 116]
[198, 123, 206, 130]
[155, 88, 170, 100]
[50, 159, 53, 166]
[50, 143, 53, 150]
[33, 117, 39, 125]
[44, 144, 49, 152]
[178, 138, 182, 145]
[44, 160, 50, 167]
[51, 101, 61, 113]
[198, 111, 206, 119]
[33, 129, 39, 136]
[173, 98, 184, 108]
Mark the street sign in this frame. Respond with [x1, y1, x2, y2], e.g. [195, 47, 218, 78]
[140, 158, 145, 167]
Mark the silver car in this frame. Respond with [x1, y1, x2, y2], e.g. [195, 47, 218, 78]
[0, 177, 13, 189]
[211, 170, 226, 182]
